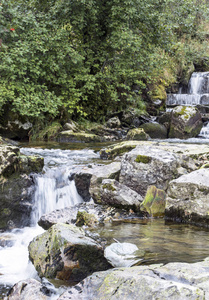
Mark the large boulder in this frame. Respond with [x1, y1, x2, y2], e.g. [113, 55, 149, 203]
[165, 168, 209, 226]
[74, 162, 121, 202]
[168, 105, 203, 139]
[100, 179, 143, 211]
[139, 122, 168, 139]
[0, 145, 44, 230]
[119, 145, 181, 197]
[28, 223, 111, 282]
[58, 259, 209, 299]
[57, 131, 102, 143]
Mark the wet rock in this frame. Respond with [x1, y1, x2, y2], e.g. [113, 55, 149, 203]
[140, 185, 166, 217]
[104, 242, 144, 267]
[119, 145, 180, 197]
[58, 260, 209, 299]
[169, 105, 203, 139]
[6, 278, 51, 300]
[139, 122, 168, 139]
[0, 144, 44, 230]
[57, 131, 102, 143]
[100, 179, 143, 211]
[38, 202, 138, 230]
[74, 162, 121, 202]
[126, 128, 149, 141]
[165, 168, 209, 226]
[28, 223, 111, 282]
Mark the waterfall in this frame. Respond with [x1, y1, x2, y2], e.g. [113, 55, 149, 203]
[0, 147, 99, 296]
[167, 72, 209, 106]
[166, 72, 209, 139]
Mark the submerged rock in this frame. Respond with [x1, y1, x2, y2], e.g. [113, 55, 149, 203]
[100, 179, 143, 211]
[58, 259, 209, 299]
[165, 168, 209, 226]
[104, 242, 144, 267]
[28, 223, 111, 282]
[140, 185, 166, 217]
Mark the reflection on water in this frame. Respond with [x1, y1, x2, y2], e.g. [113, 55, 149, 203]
[94, 218, 209, 265]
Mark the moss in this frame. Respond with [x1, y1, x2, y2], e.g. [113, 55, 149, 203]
[135, 155, 151, 164]
[102, 183, 116, 192]
[29, 121, 62, 141]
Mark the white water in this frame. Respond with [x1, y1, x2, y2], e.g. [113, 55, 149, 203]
[166, 72, 209, 139]
[0, 147, 99, 297]
[167, 72, 209, 106]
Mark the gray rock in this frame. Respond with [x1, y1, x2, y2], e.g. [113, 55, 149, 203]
[104, 242, 144, 267]
[139, 122, 168, 139]
[58, 260, 209, 299]
[119, 145, 180, 196]
[28, 223, 111, 282]
[165, 168, 209, 226]
[74, 162, 121, 202]
[100, 179, 143, 210]
[6, 278, 51, 300]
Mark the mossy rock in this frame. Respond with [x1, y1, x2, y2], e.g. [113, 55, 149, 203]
[139, 122, 168, 139]
[76, 211, 99, 227]
[57, 131, 102, 143]
[126, 128, 149, 141]
[29, 121, 62, 141]
[100, 141, 142, 159]
[140, 185, 166, 217]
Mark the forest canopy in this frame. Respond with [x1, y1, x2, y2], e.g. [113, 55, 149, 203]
[0, 0, 209, 122]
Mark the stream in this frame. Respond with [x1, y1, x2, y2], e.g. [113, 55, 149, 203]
[1, 140, 209, 299]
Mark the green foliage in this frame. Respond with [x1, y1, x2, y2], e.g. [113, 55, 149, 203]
[0, 0, 209, 124]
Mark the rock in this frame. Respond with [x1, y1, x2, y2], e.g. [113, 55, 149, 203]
[38, 202, 141, 230]
[106, 116, 121, 128]
[28, 223, 111, 282]
[74, 162, 121, 202]
[169, 106, 203, 139]
[139, 122, 168, 139]
[119, 145, 180, 197]
[0, 145, 44, 230]
[0, 109, 32, 140]
[76, 210, 99, 227]
[57, 131, 102, 143]
[6, 278, 51, 300]
[165, 168, 209, 226]
[126, 128, 149, 141]
[100, 141, 141, 160]
[100, 179, 143, 211]
[140, 185, 166, 217]
[104, 242, 144, 267]
[63, 120, 80, 132]
[58, 260, 209, 299]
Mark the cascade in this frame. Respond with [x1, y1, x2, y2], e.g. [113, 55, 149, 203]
[166, 72, 209, 138]
[0, 147, 99, 297]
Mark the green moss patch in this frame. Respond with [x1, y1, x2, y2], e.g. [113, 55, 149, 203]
[135, 155, 151, 164]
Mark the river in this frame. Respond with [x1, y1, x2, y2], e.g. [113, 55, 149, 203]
[1, 140, 209, 299]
